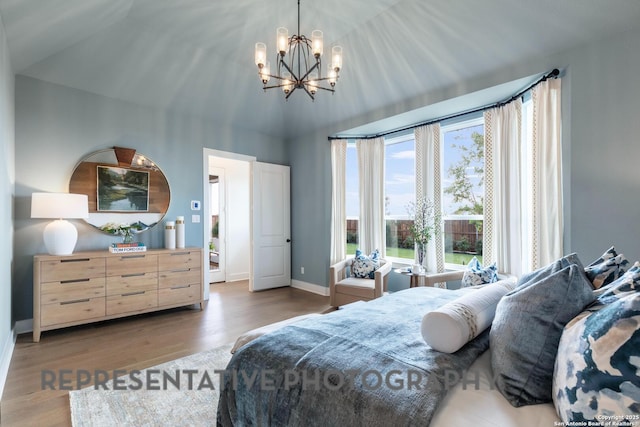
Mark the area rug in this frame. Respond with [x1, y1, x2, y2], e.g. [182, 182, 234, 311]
[69, 343, 234, 427]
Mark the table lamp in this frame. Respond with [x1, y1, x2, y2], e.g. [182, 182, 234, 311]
[31, 192, 89, 255]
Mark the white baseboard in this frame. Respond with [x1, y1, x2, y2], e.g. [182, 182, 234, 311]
[291, 280, 330, 296]
[227, 272, 250, 282]
[0, 327, 16, 401]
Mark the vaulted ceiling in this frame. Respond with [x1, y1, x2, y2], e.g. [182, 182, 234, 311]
[2, 0, 640, 140]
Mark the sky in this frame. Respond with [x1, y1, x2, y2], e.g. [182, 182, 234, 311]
[345, 122, 484, 218]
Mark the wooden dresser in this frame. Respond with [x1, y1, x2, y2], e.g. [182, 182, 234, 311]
[33, 248, 203, 342]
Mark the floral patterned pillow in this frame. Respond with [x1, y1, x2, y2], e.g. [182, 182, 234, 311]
[553, 269, 640, 423]
[351, 249, 380, 279]
[461, 256, 498, 287]
[584, 246, 630, 289]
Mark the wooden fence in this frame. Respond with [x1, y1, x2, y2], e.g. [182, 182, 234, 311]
[347, 218, 482, 253]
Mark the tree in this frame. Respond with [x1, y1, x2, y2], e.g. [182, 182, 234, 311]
[444, 131, 484, 216]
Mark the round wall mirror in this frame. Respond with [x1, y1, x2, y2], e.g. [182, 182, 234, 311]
[69, 147, 170, 237]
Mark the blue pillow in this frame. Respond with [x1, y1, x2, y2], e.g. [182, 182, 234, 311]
[351, 249, 380, 279]
[553, 289, 640, 423]
[461, 257, 498, 287]
[585, 246, 630, 289]
[490, 263, 596, 407]
[516, 252, 585, 290]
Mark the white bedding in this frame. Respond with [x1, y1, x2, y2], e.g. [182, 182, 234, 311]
[431, 349, 561, 427]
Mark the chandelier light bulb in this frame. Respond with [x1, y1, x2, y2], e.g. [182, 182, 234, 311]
[277, 27, 289, 55]
[331, 46, 343, 71]
[261, 61, 271, 84]
[328, 67, 337, 87]
[308, 71, 318, 95]
[311, 30, 323, 58]
[282, 72, 293, 94]
[255, 42, 267, 68]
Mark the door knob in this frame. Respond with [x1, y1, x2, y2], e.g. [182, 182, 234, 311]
[286, 239, 291, 243]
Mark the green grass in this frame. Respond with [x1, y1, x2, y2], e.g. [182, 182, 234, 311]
[347, 243, 481, 266]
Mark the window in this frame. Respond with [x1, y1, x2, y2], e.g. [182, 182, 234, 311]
[384, 134, 416, 260]
[345, 117, 485, 267]
[442, 118, 485, 268]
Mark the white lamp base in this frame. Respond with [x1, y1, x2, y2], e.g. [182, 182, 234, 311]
[43, 219, 78, 256]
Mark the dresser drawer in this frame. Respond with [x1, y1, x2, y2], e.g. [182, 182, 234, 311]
[158, 251, 201, 271]
[158, 268, 200, 289]
[41, 277, 106, 304]
[40, 257, 105, 283]
[41, 297, 105, 327]
[106, 272, 157, 296]
[107, 290, 158, 316]
[107, 254, 157, 276]
[159, 284, 201, 307]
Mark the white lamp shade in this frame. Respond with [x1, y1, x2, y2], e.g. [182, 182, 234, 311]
[31, 193, 89, 219]
[31, 193, 88, 255]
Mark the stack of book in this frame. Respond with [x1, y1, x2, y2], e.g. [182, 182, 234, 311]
[109, 242, 147, 253]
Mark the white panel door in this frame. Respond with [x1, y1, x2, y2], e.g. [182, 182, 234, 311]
[251, 162, 291, 291]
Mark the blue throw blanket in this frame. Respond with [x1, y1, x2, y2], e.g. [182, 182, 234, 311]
[217, 287, 489, 426]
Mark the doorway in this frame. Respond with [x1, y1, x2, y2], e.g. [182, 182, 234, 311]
[202, 149, 255, 298]
[201, 148, 292, 301]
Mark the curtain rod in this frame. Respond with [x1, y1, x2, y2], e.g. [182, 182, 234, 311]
[328, 68, 560, 141]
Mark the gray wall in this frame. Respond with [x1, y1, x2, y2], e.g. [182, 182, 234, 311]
[11, 25, 640, 320]
[1, 13, 15, 392]
[289, 26, 640, 289]
[13, 77, 288, 321]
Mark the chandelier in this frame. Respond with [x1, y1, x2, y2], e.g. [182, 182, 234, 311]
[254, 0, 343, 100]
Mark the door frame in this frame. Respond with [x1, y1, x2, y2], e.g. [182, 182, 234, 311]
[208, 167, 226, 284]
[202, 148, 256, 300]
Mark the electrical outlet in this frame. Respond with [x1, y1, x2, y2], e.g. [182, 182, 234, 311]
[301, 267, 305, 275]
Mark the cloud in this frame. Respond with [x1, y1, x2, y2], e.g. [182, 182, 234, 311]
[385, 173, 414, 186]
[391, 150, 415, 160]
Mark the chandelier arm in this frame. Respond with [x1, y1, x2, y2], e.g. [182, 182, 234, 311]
[301, 85, 315, 100]
[284, 86, 298, 100]
[279, 61, 300, 81]
[296, 59, 320, 82]
[313, 86, 335, 93]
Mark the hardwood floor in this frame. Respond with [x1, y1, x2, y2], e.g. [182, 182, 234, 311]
[0, 281, 330, 427]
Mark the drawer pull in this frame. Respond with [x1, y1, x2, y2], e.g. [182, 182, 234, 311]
[60, 298, 90, 305]
[121, 273, 146, 278]
[170, 252, 190, 256]
[60, 278, 90, 284]
[60, 258, 91, 263]
[120, 255, 146, 259]
[122, 291, 145, 297]
[170, 285, 191, 290]
[170, 268, 191, 273]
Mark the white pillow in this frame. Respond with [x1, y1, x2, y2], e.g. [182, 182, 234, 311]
[421, 278, 516, 353]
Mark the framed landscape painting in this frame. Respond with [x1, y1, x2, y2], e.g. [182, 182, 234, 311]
[97, 166, 149, 212]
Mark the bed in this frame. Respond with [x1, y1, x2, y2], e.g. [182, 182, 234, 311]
[216, 286, 560, 426]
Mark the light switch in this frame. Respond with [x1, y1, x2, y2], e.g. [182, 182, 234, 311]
[192, 214, 200, 223]
[191, 200, 201, 210]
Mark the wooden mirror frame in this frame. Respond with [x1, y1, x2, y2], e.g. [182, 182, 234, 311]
[69, 147, 170, 236]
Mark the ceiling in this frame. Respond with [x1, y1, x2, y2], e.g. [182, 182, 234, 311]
[2, 0, 640, 140]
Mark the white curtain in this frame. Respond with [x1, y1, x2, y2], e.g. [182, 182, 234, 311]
[414, 124, 444, 275]
[484, 100, 524, 276]
[484, 77, 563, 275]
[531, 78, 563, 268]
[357, 138, 385, 257]
[330, 140, 347, 265]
